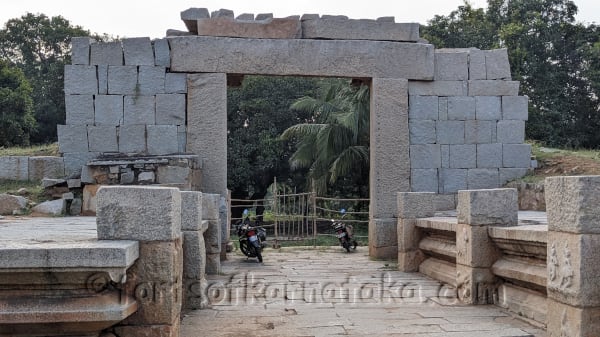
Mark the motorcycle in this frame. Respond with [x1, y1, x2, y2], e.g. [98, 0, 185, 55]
[235, 211, 267, 263]
[331, 209, 358, 253]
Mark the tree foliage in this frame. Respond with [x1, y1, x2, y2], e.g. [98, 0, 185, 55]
[423, 0, 600, 148]
[0, 59, 35, 146]
[0, 13, 93, 143]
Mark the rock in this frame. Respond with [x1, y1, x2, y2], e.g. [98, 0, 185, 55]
[16, 188, 29, 195]
[42, 178, 66, 188]
[69, 198, 82, 216]
[0, 194, 28, 215]
[32, 199, 66, 215]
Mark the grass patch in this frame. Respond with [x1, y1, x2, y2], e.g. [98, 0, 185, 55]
[0, 143, 59, 157]
[0, 179, 46, 204]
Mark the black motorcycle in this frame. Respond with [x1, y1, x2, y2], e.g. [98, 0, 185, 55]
[331, 209, 358, 252]
[236, 216, 267, 263]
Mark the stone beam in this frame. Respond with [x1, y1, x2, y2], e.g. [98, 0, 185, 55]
[169, 36, 434, 80]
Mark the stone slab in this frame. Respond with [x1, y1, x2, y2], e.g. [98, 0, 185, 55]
[475, 96, 502, 120]
[496, 120, 525, 144]
[502, 95, 528, 120]
[397, 192, 435, 219]
[96, 186, 182, 241]
[410, 144, 441, 169]
[467, 168, 499, 190]
[449, 144, 476, 169]
[90, 41, 123, 65]
[108, 66, 138, 95]
[57, 124, 89, 153]
[165, 73, 187, 94]
[456, 223, 500, 268]
[546, 299, 600, 337]
[98, 64, 108, 95]
[545, 176, 600, 234]
[182, 230, 206, 279]
[410, 169, 439, 193]
[409, 120, 436, 144]
[439, 168, 468, 194]
[123, 37, 154, 66]
[468, 80, 519, 96]
[457, 188, 518, 226]
[436, 121, 465, 145]
[468, 48, 486, 80]
[156, 94, 186, 125]
[181, 7, 210, 34]
[124, 95, 155, 125]
[499, 168, 528, 185]
[408, 81, 468, 96]
[63, 152, 99, 177]
[434, 50, 468, 81]
[87, 126, 118, 152]
[197, 17, 301, 39]
[0, 156, 29, 181]
[169, 36, 434, 80]
[181, 192, 203, 231]
[70, 37, 93, 65]
[447, 96, 475, 120]
[153, 38, 171, 67]
[301, 18, 419, 42]
[502, 144, 531, 168]
[485, 49, 511, 80]
[147, 125, 179, 155]
[64, 65, 97, 95]
[94, 95, 124, 125]
[65, 94, 94, 125]
[369, 218, 397, 248]
[118, 124, 146, 154]
[138, 66, 166, 95]
[203, 220, 221, 254]
[28, 156, 64, 180]
[408, 95, 438, 120]
[465, 120, 493, 144]
[497, 284, 547, 324]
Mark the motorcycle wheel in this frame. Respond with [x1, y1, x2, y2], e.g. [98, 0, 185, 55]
[342, 240, 351, 253]
[240, 240, 251, 257]
[352, 240, 358, 250]
[256, 248, 263, 263]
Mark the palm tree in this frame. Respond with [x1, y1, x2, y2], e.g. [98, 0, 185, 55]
[280, 80, 370, 195]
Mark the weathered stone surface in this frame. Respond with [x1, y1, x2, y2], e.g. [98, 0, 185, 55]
[467, 169, 499, 190]
[147, 125, 179, 155]
[397, 192, 435, 219]
[496, 120, 525, 144]
[441, 145, 450, 168]
[156, 94, 186, 125]
[157, 166, 191, 187]
[177, 126, 187, 153]
[65, 94, 94, 125]
[438, 97, 448, 120]
[0, 157, 28, 181]
[42, 178, 65, 188]
[203, 220, 221, 254]
[449, 144, 476, 169]
[63, 152, 99, 177]
[170, 36, 434, 80]
[153, 38, 171, 67]
[411, 169, 438, 193]
[181, 7, 210, 33]
[468, 48, 486, 80]
[32, 199, 66, 215]
[440, 168, 467, 194]
[124, 95, 155, 125]
[410, 144, 441, 169]
[212, 9, 234, 18]
[90, 41, 123, 65]
[434, 50, 468, 80]
[456, 265, 497, 304]
[205, 253, 221, 274]
[138, 171, 155, 183]
[64, 65, 97, 95]
[465, 120, 493, 144]
[202, 194, 220, 221]
[485, 49, 511, 80]
[197, 17, 301, 39]
[502, 95, 528, 120]
[186, 73, 227, 196]
[368, 218, 397, 252]
[108, 65, 137, 95]
[138, 66, 166, 95]
[71, 37, 93, 65]
[236, 13, 254, 20]
[302, 18, 419, 42]
[82, 184, 100, 215]
[98, 64, 108, 95]
[497, 284, 547, 324]
[457, 188, 518, 226]
[97, 186, 182, 241]
[409, 120, 436, 144]
[0, 194, 27, 215]
[118, 124, 146, 154]
[475, 96, 502, 120]
[408, 81, 467, 96]
[409, 95, 438, 120]
[546, 299, 600, 337]
[123, 37, 154, 66]
[500, 168, 528, 185]
[115, 319, 180, 337]
[545, 175, 600, 234]
[447, 96, 475, 120]
[436, 120, 465, 145]
[502, 144, 531, 168]
[468, 80, 519, 96]
[88, 126, 118, 152]
[182, 230, 206, 279]
[456, 223, 500, 268]
[95, 95, 124, 126]
[434, 193, 457, 211]
[181, 192, 203, 231]
[28, 156, 64, 180]
[165, 73, 187, 94]
[57, 125, 89, 153]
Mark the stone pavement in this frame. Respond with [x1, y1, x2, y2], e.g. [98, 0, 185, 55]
[181, 247, 546, 337]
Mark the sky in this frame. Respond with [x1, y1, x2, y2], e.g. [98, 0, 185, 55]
[0, 0, 598, 39]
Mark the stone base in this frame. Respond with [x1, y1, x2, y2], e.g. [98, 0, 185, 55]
[497, 283, 547, 324]
[419, 257, 457, 287]
[114, 315, 180, 337]
[398, 250, 424, 272]
[547, 300, 600, 337]
[368, 245, 397, 260]
[456, 264, 497, 304]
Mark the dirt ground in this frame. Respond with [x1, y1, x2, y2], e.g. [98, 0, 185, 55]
[533, 153, 600, 178]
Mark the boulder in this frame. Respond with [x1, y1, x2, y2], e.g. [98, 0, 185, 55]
[0, 194, 28, 215]
[32, 199, 66, 216]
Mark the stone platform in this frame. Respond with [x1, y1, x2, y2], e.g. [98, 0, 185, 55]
[181, 247, 545, 337]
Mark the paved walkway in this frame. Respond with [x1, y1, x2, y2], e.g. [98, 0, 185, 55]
[181, 247, 545, 337]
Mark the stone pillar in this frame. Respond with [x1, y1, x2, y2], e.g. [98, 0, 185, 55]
[186, 73, 227, 197]
[96, 186, 183, 337]
[369, 78, 410, 259]
[545, 176, 600, 337]
[180, 191, 209, 311]
[397, 192, 435, 271]
[456, 188, 515, 304]
[202, 193, 221, 274]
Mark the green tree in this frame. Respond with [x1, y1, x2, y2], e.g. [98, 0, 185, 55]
[0, 59, 35, 146]
[0, 13, 92, 144]
[281, 80, 370, 196]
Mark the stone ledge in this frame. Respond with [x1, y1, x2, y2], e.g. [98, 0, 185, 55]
[197, 17, 301, 39]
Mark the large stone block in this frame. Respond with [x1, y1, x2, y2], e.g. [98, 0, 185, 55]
[502, 95, 528, 120]
[28, 156, 64, 180]
[408, 81, 467, 96]
[477, 143, 503, 168]
[438, 97, 448, 120]
[57, 124, 89, 153]
[108, 66, 138, 95]
[121, 240, 183, 326]
[467, 168, 500, 190]
[485, 49, 511, 80]
[181, 192, 203, 231]
[94, 95, 124, 125]
[456, 223, 501, 268]
[411, 169, 438, 193]
[90, 41, 123, 65]
[147, 125, 178, 155]
[156, 94, 186, 125]
[63, 152, 99, 177]
[205, 253, 221, 274]
[408, 95, 438, 120]
[447, 96, 475, 120]
[170, 36, 434, 80]
[397, 192, 435, 219]
[187, 73, 227, 195]
[153, 38, 171, 67]
[410, 144, 441, 169]
[434, 50, 468, 81]
[465, 120, 493, 144]
[118, 125, 146, 154]
[468, 80, 519, 96]
[98, 64, 108, 95]
[88, 126, 118, 152]
[302, 18, 419, 42]
[203, 219, 221, 254]
[441, 145, 449, 168]
[468, 48, 486, 80]
[440, 168, 467, 194]
[369, 218, 397, 249]
[180, 7, 210, 33]
[124, 95, 156, 125]
[0, 156, 29, 180]
[138, 66, 166, 95]
[547, 231, 600, 307]
[449, 144, 476, 169]
[97, 186, 182, 241]
[202, 193, 220, 220]
[546, 299, 600, 337]
[65, 94, 94, 125]
[502, 144, 531, 168]
[64, 65, 97, 95]
[436, 120, 465, 144]
[0, 193, 27, 215]
[475, 96, 502, 120]
[496, 120, 525, 144]
[545, 176, 600, 234]
[70, 37, 93, 65]
[198, 17, 301, 39]
[456, 265, 497, 304]
[182, 230, 206, 279]
[457, 188, 518, 226]
[123, 37, 154, 66]
[165, 73, 187, 94]
[157, 166, 191, 186]
[177, 126, 187, 153]
[409, 120, 436, 144]
[499, 168, 528, 185]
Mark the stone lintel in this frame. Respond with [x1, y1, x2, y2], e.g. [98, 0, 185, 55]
[301, 18, 419, 42]
[169, 36, 434, 80]
[197, 17, 301, 39]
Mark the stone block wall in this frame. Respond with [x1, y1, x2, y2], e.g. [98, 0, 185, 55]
[409, 49, 530, 194]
